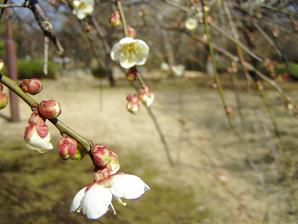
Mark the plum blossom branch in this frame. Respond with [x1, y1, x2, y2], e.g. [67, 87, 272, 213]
[0, 73, 91, 151]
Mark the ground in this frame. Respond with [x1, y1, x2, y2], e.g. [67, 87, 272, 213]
[0, 74, 298, 224]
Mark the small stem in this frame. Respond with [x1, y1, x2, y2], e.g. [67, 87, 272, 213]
[0, 73, 91, 151]
[116, 0, 128, 36]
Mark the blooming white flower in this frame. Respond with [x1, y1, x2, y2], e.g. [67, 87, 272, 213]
[185, 17, 198, 31]
[111, 37, 150, 69]
[172, 64, 185, 77]
[73, 0, 94, 20]
[70, 174, 150, 220]
[24, 123, 53, 153]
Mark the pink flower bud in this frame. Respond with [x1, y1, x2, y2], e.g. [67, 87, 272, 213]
[0, 92, 8, 110]
[225, 105, 233, 115]
[28, 112, 45, 126]
[38, 100, 61, 119]
[126, 67, 138, 81]
[91, 145, 120, 174]
[127, 26, 137, 38]
[58, 136, 78, 160]
[126, 93, 140, 114]
[139, 86, 154, 108]
[18, 78, 42, 95]
[109, 10, 121, 27]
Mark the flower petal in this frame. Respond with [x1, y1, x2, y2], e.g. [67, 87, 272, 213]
[110, 42, 121, 62]
[135, 40, 150, 66]
[110, 174, 150, 200]
[26, 127, 53, 151]
[119, 37, 136, 45]
[81, 185, 112, 220]
[70, 187, 86, 212]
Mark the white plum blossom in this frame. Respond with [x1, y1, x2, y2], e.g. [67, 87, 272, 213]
[70, 174, 150, 220]
[111, 37, 150, 69]
[185, 17, 198, 31]
[73, 0, 94, 20]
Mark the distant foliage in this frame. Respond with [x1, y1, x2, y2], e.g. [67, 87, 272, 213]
[17, 60, 58, 79]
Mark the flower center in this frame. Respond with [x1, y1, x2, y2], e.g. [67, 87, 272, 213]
[77, 2, 87, 10]
[123, 43, 137, 53]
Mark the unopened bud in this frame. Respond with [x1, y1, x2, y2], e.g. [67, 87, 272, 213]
[126, 93, 140, 114]
[0, 59, 4, 71]
[0, 92, 8, 110]
[28, 112, 45, 126]
[19, 78, 42, 95]
[38, 100, 61, 119]
[109, 10, 121, 27]
[91, 145, 120, 174]
[127, 26, 137, 38]
[139, 86, 154, 108]
[58, 136, 78, 160]
[126, 67, 138, 81]
[225, 105, 233, 115]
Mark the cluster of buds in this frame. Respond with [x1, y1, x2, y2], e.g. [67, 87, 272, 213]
[58, 135, 85, 160]
[126, 93, 141, 114]
[126, 85, 155, 114]
[18, 78, 42, 95]
[38, 100, 61, 119]
[24, 113, 53, 152]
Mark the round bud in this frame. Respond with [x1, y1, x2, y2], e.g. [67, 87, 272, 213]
[58, 136, 77, 160]
[38, 100, 61, 119]
[19, 78, 42, 95]
[0, 92, 8, 110]
[127, 26, 137, 38]
[225, 105, 233, 115]
[109, 10, 121, 27]
[91, 145, 109, 169]
[126, 67, 138, 81]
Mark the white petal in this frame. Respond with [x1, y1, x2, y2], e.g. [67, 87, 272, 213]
[73, 0, 80, 7]
[77, 11, 86, 20]
[119, 37, 136, 45]
[111, 174, 150, 200]
[85, 5, 94, 14]
[81, 185, 112, 220]
[135, 40, 149, 66]
[110, 42, 121, 62]
[27, 128, 53, 150]
[70, 187, 86, 212]
[119, 53, 137, 69]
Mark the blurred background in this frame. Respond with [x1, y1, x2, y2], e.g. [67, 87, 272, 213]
[0, 0, 298, 223]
